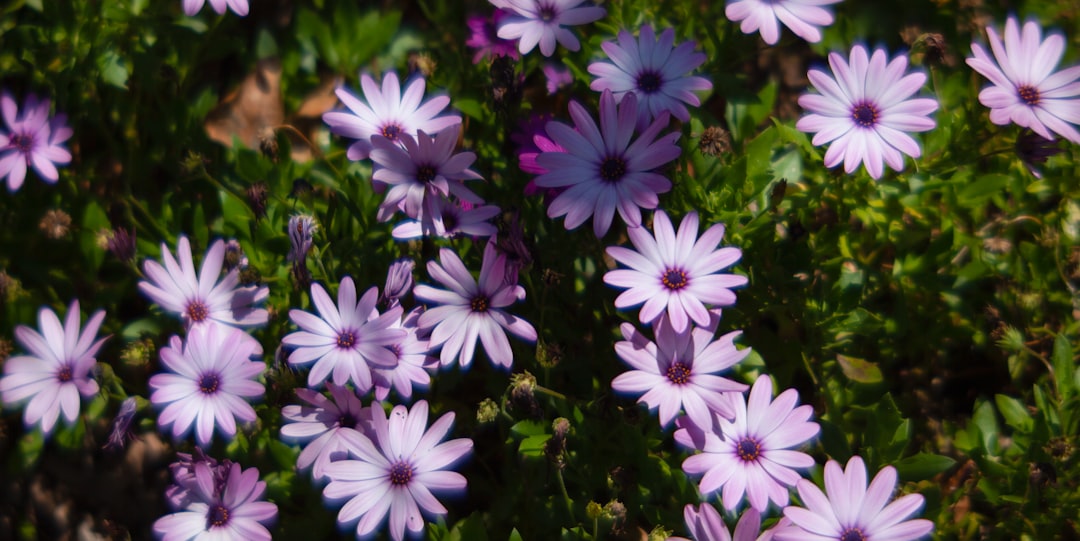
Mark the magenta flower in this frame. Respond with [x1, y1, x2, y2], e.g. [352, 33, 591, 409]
[153, 461, 277, 541]
[544, 63, 573, 95]
[668, 505, 779, 541]
[466, 10, 521, 64]
[372, 307, 438, 401]
[370, 126, 484, 224]
[414, 242, 537, 369]
[966, 16, 1080, 143]
[604, 210, 747, 333]
[323, 72, 461, 161]
[323, 400, 472, 541]
[149, 323, 265, 448]
[612, 311, 749, 431]
[796, 45, 938, 179]
[677, 375, 819, 512]
[280, 384, 374, 480]
[391, 197, 501, 240]
[536, 90, 681, 237]
[139, 236, 270, 328]
[0, 300, 106, 436]
[588, 25, 713, 130]
[0, 92, 72, 192]
[776, 456, 934, 541]
[281, 277, 406, 392]
[493, 0, 606, 57]
[725, 0, 841, 45]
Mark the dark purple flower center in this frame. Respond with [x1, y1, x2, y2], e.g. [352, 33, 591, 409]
[389, 461, 413, 485]
[851, 101, 879, 127]
[382, 123, 403, 140]
[599, 156, 627, 182]
[206, 504, 231, 527]
[338, 412, 356, 427]
[471, 295, 490, 313]
[735, 436, 761, 462]
[636, 70, 663, 94]
[661, 268, 688, 290]
[10, 133, 34, 153]
[198, 373, 220, 395]
[840, 528, 867, 541]
[1017, 84, 1040, 105]
[389, 344, 403, 360]
[538, 4, 556, 22]
[416, 165, 437, 183]
[56, 365, 73, 383]
[666, 361, 691, 385]
[337, 330, 356, 349]
[186, 300, 210, 323]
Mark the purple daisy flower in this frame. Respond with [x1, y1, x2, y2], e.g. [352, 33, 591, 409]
[323, 400, 472, 541]
[0, 92, 73, 192]
[165, 450, 229, 511]
[281, 277, 406, 393]
[372, 307, 438, 401]
[391, 197, 501, 240]
[0, 300, 106, 436]
[280, 383, 374, 480]
[588, 25, 713, 131]
[776, 456, 934, 541]
[668, 505, 782, 541]
[414, 242, 537, 369]
[466, 10, 521, 64]
[612, 311, 749, 431]
[149, 323, 265, 448]
[796, 45, 938, 179]
[323, 71, 461, 161]
[535, 90, 681, 238]
[966, 16, 1080, 143]
[139, 236, 270, 328]
[493, 0, 606, 57]
[370, 126, 484, 224]
[725, 0, 841, 45]
[677, 375, 819, 512]
[182, 0, 248, 16]
[153, 461, 277, 541]
[604, 210, 747, 333]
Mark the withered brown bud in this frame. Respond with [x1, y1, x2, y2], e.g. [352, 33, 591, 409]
[39, 209, 72, 239]
[921, 33, 947, 65]
[699, 126, 732, 156]
[258, 127, 279, 162]
[246, 182, 269, 220]
[106, 227, 137, 263]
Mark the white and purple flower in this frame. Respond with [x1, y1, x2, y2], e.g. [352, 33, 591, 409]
[280, 383, 374, 481]
[154, 460, 277, 540]
[493, 0, 606, 57]
[0, 92, 73, 192]
[725, 0, 841, 45]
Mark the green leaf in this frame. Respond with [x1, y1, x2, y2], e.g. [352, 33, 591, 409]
[994, 394, 1034, 432]
[97, 51, 129, 89]
[519, 434, 550, 458]
[447, 513, 489, 541]
[509, 529, 524, 541]
[957, 174, 1009, 207]
[972, 399, 999, 455]
[893, 453, 957, 482]
[1052, 333, 1076, 400]
[836, 354, 883, 383]
[509, 420, 547, 438]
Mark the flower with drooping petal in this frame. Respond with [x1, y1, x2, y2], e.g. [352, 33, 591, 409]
[466, 10, 521, 64]
[536, 90, 681, 237]
[370, 126, 484, 224]
[588, 25, 713, 131]
[280, 383, 374, 481]
[182, 0, 248, 16]
[612, 311, 749, 431]
[494, 0, 606, 57]
[391, 197, 501, 240]
[414, 242, 537, 369]
[104, 396, 139, 452]
[725, 0, 841, 45]
[164, 450, 229, 511]
[323, 400, 472, 541]
[0, 300, 106, 436]
[605, 210, 747, 333]
[372, 307, 438, 401]
[323, 72, 461, 161]
[966, 16, 1080, 143]
[153, 461, 277, 541]
[281, 277, 406, 393]
[677, 375, 819, 512]
[139, 236, 269, 328]
[0, 92, 72, 192]
[796, 45, 938, 179]
[775, 456, 934, 541]
[668, 505, 783, 541]
[149, 323, 265, 448]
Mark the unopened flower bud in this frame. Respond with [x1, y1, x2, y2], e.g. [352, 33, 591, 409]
[106, 227, 137, 263]
[39, 209, 72, 239]
[476, 398, 499, 423]
[699, 126, 731, 157]
[121, 338, 155, 368]
[247, 182, 269, 220]
[103, 397, 139, 452]
[382, 258, 415, 307]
